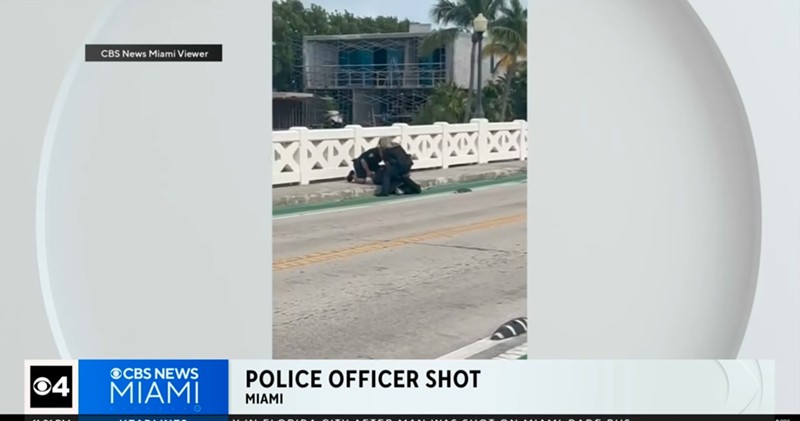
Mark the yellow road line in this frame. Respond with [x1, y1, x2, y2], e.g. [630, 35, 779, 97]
[273, 213, 525, 271]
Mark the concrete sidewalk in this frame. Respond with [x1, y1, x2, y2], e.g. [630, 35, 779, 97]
[273, 160, 527, 207]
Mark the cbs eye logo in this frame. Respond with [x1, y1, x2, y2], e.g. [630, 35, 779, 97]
[29, 365, 73, 408]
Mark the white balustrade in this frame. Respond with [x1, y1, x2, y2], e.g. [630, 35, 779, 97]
[273, 118, 528, 185]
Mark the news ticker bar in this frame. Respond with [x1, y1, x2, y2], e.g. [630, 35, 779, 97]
[85, 44, 222, 62]
[4, 415, 800, 421]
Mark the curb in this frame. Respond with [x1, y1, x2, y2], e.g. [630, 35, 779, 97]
[273, 165, 527, 207]
[438, 317, 528, 360]
[492, 343, 528, 360]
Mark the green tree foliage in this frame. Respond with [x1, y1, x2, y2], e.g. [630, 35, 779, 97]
[273, 0, 411, 92]
[415, 0, 527, 123]
[412, 82, 470, 124]
[484, 0, 526, 121]
[422, 0, 506, 122]
[483, 61, 527, 122]
[417, 62, 526, 124]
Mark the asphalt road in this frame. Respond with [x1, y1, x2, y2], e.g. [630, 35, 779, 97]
[273, 181, 527, 359]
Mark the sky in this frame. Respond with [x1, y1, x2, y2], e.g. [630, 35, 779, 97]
[300, 0, 440, 24]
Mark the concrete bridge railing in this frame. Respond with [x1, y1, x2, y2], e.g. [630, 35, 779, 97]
[273, 118, 528, 186]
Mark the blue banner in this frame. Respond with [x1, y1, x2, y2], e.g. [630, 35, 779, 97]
[78, 359, 229, 415]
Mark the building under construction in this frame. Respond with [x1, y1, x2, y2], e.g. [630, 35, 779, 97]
[301, 23, 493, 126]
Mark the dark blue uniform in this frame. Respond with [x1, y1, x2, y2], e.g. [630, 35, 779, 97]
[376, 145, 419, 196]
[352, 147, 383, 179]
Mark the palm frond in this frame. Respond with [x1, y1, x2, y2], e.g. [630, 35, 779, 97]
[482, 41, 510, 56]
[482, 0, 506, 20]
[420, 27, 462, 55]
[489, 26, 524, 45]
[431, 0, 473, 27]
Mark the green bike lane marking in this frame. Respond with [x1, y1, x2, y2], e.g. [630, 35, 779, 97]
[274, 173, 527, 217]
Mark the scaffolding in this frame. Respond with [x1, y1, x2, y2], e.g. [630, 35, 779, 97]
[303, 36, 447, 89]
[301, 34, 449, 126]
[310, 88, 433, 126]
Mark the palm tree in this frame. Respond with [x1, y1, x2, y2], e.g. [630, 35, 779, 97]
[420, 0, 506, 122]
[484, 0, 526, 121]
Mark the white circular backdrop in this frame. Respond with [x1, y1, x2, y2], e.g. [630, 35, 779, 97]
[527, 0, 761, 358]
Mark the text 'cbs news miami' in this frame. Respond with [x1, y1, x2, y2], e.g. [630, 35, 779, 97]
[24, 360, 229, 416]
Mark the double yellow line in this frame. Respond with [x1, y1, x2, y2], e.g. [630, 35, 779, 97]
[273, 213, 526, 271]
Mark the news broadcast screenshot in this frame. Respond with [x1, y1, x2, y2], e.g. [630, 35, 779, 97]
[0, 0, 798, 420]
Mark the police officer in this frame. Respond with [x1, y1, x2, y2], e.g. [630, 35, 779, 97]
[375, 137, 417, 196]
[346, 145, 383, 184]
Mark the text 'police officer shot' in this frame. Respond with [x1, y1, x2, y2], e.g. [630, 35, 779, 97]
[245, 369, 481, 389]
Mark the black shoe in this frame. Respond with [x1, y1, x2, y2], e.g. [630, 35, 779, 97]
[406, 180, 421, 194]
[346, 170, 355, 182]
